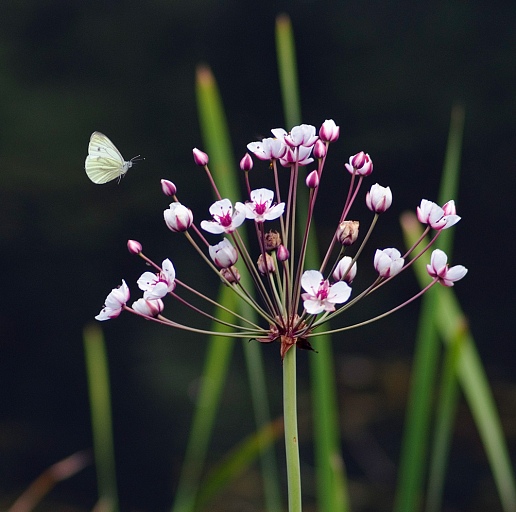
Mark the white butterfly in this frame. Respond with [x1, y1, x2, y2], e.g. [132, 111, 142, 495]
[85, 131, 141, 184]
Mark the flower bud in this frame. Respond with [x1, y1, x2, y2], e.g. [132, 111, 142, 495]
[319, 119, 340, 142]
[192, 147, 209, 166]
[374, 248, 404, 278]
[209, 238, 238, 268]
[161, 179, 177, 197]
[240, 153, 253, 171]
[164, 202, 193, 232]
[257, 253, 275, 275]
[305, 170, 319, 188]
[132, 298, 164, 317]
[127, 239, 142, 254]
[332, 256, 357, 283]
[366, 183, 392, 213]
[220, 266, 241, 284]
[313, 139, 327, 159]
[277, 244, 289, 262]
[336, 220, 359, 246]
[264, 231, 282, 251]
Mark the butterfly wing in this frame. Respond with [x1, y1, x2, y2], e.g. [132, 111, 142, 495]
[85, 132, 129, 184]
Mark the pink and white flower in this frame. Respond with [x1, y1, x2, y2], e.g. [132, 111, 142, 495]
[132, 298, 164, 317]
[417, 199, 461, 230]
[374, 248, 404, 278]
[236, 188, 285, 223]
[319, 119, 340, 142]
[164, 202, 193, 232]
[427, 249, 468, 286]
[332, 256, 357, 284]
[366, 183, 392, 213]
[209, 238, 238, 268]
[280, 146, 314, 167]
[284, 124, 318, 148]
[247, 135, 287, 161]
[345, 152, 373, 176]
[95, 280, 130, 321]
[301, 270, 352, 314]
[137, 259, 176, 299]
[200, 199, 246, 234]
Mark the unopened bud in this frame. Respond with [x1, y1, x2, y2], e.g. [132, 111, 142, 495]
[277, 244, 289, 262]
[127, 239, 142, 254]
[192, 147, 209, 166]
[305, 170, 319, 188]
[336, 220, 359, 246]
[313, 139, 327, 159]
[161, 179, 177, 197]
[240, 153, 253, 171]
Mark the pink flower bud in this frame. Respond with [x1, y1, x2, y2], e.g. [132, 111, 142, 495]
[127, 239, 142, 254]
[305, 170, 319, 188]
[132, 298, 164, 317]
[209, 239, 238, 268]
[319, 119, 340, 142]
[240, 153, 253, 171]
[192, 147, 209, 166]
[164, 202, 193, 232]
[366, 183, 392, 213]
[161, 179, 177, 196]
[277, 244, 289, 262]
[313, 139, 327, 159]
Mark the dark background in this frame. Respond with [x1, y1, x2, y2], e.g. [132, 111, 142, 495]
[1, 1, 515, 511]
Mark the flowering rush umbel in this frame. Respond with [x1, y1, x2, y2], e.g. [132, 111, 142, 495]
[96, 120, 467, 358]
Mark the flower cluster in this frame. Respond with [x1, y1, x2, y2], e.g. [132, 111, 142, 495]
[96, 120, 467, 358]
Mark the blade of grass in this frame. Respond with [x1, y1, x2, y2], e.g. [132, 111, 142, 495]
[195, 65, 281, 512]
[83, 324, 119, 512]
[171, 285, 236, 512]
[424, 326, 463, 512]
[195, 418, 284, 510]
[401, 212, 516, 512]
[394, 105, 464, 512]
[276, 14, 349, 512]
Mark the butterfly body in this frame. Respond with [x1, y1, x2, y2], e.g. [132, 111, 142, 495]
[85, 131, 138, 184]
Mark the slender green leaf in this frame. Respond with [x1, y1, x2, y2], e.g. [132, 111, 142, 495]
[171, 285, 236, 512]
[83, 324, 119, 512]
[171, 65, 282, 512]
[401, 213, 516, 512]
[195, 418, 284, 510]
[394, 105, 465, 512]
[425, 328, 462, 512]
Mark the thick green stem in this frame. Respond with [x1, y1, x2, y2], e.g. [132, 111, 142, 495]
[283, 346, 302, 512]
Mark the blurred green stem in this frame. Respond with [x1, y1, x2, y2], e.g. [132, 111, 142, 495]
[283, 346, 302, 512]
[83, 324, 119, 512]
